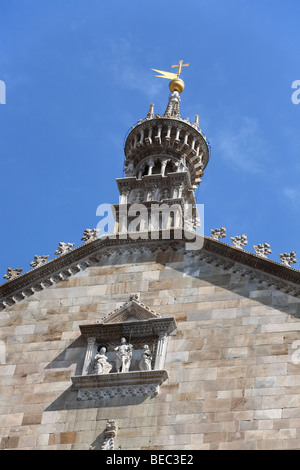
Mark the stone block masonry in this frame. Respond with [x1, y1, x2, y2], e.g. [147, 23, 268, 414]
[1, 247, 300, 450]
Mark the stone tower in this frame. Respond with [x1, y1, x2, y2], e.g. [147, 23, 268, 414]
[113, 73, 209, 236]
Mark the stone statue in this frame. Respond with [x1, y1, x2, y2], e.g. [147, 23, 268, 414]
[134, 190, 144, 202]
[139, 345, 152, 371]
[92, 347, 112, 375]
[114, 337, 133, 373]
[161, 189, 170, 200]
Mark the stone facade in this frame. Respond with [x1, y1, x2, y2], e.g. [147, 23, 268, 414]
[1, 241, 300, 450]
[1, 74, 300, 451]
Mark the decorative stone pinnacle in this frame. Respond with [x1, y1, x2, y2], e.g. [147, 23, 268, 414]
[30, 255, 49, 268]
[163, 90, 181, 118]
[81, 228, 100, 242]
[192, 115, 199, 130]
[101, 420, 118, 450]
[253, 242, 272, 259]
[146, 103, 154, 120]
[279, 251, 297, 267]
[231, 234, 248, 249]
[55, 242, 75, 256]
[211, 227, 226, 241]
[3, 267, 23, 281]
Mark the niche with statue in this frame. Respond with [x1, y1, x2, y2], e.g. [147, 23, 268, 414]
[71, 295, 177, 400]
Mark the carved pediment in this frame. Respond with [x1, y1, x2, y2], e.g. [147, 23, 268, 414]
[101, 297, 162, 324]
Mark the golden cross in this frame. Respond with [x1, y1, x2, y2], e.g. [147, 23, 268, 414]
[171, 60, 189, 77]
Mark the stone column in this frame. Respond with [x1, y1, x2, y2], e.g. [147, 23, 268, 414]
[154, 332, 169, 370]
[155, 125, 162, 144]
[175, 128, 181, 143]
[161, 159, 168, 176]
[118, 204, 128, 234]
[148, 157, 154, 176]
[145, 126, 152, 146]
[137, 129, 144, 147]
[165, 125, 172, 146]
[82, 337, 97, 375]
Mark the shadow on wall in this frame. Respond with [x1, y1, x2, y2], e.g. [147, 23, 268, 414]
[44, 336, 86, 375]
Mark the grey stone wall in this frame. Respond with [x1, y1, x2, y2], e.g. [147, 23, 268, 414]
[1, 247, 300, 450]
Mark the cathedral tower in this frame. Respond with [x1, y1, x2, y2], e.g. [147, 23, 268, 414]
[113, 61, 209, 236]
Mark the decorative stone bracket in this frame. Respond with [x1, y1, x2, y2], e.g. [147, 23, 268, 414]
[73, 370, 169, 400]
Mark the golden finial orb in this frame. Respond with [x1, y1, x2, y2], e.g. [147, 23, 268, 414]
[169, 78, 185, 94]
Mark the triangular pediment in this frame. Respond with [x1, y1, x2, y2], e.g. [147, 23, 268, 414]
[102, 297, 162, 324]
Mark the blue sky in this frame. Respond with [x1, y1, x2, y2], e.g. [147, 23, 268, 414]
[1, 0, 300, 279]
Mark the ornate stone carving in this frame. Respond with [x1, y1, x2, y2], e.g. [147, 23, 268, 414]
[120, 189, 130, 204]
[30, 255, 49, 268]
[160, 188, 170, 200]
[2, 235, 300, 314]
[81, 228, 99, 242]
[101, 420, 118, 450]
[3, 267, 23, 281]
[55, 242, 75, 255]
[125, 161, 135, 177]
[74, 371, 168, 400]
[254, 242, 272, 258]
[129, 293, 140, 301]
[164, 90, 181, 118]
[279, 251, 297, 267]
[211, 227, 226, 241]
[72, 300, 176, 400]
[131, 189, 145, 203]
[231, 234, 248, 249]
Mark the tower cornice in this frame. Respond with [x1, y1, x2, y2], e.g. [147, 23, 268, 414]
[124, 116, 209, 176]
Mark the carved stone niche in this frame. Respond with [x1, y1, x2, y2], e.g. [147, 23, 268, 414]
[71, 299, 177, 400]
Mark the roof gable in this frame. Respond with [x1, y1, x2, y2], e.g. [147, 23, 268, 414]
[1, 232, 300, 310]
